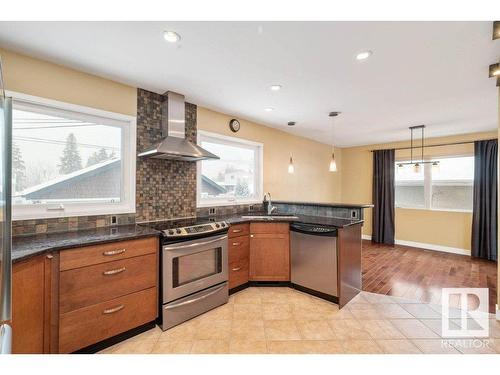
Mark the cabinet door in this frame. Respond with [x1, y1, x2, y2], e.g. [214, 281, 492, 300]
[249, 233, 290, 281]
[12, 255, 45, 353]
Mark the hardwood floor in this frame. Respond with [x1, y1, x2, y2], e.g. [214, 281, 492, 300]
[362, 240, 498, 313]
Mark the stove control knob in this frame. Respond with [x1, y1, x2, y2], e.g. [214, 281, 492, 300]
[167, 230, 174, 235]
[176, 229, 182, 234]
[215, 223, 220, 228]
[221, 222, 226, 227]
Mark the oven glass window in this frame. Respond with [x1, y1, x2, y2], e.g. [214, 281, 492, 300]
[173, 247, 223, 287]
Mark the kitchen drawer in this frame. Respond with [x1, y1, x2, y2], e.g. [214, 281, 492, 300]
[228, 223, 249, 238]
[59, 287, 157, 353]
[229, 259, 249, 289]
[60, 253, 157, 314]
[228, 235, 249, 264]
[60, 237, 158, 271]
[250, 222, 289, 234]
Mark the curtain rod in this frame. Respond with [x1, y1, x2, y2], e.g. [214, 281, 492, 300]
[369, 139, 497, 152]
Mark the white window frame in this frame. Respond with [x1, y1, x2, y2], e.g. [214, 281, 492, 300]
[395, 154, 473, 213]
[197, 130, 263, 208]
[8, 91, 136, 220]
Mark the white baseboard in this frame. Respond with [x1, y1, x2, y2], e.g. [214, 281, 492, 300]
[361, 234, 470, 256]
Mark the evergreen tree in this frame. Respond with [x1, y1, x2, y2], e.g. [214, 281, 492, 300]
[58, 133, 82, 174]
[12, 142, 26, 192]
[235, 179, 250, 198]
[86, 147, 110, 167]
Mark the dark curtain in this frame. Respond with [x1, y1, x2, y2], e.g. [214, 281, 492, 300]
[472, 139, 498, 261]
[372, 149, 395, 245]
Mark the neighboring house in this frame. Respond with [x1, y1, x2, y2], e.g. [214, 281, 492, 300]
[201, 175, 226, 196]
[15, 159, 227, 202]
[17, 159, 121, 201]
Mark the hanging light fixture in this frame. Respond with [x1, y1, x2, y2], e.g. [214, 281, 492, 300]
[397, 125, 439, 173]
[328, 112, 340, 173]
[288, 154, 294, 174]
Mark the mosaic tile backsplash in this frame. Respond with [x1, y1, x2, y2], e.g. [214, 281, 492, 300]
[135, 88, 197, 222]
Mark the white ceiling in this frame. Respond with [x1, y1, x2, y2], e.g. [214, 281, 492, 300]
[0, 21, 499, 147]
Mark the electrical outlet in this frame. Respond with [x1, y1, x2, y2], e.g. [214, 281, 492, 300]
[111, 215, 118, 225]
[248, 205, 255, 212]
[209, 207, 216, 216]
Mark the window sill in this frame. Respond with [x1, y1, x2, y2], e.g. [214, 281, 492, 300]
[197, 200, 263, 208]
[395, 206, 472, 214]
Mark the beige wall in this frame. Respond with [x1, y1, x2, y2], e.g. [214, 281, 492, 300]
[0, 48, 137, 116]
[197, 107, 342, 203]
[341, 131, 498, 253]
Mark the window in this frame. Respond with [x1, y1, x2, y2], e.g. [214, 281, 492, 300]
[10, 92, 136, 220]
[197, 131, 263, 206]
[395, 156, 474, 212]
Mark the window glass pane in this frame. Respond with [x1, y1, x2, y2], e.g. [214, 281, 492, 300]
[431, 156, 473, 211]
[199, 135, 261, 203]
[395, 162, 425, 208]
[12, 108, 122, 205]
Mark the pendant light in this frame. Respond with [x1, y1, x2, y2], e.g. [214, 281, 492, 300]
[398, 125, 439, 173]
[288, 154, 294, 174]
[328, 112, 340, 173]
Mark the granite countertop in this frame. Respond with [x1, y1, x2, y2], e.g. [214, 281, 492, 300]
[207, 212, 364, 228]
[12, 224, 160, 263]
[11, 212, 363, 264]
[273, 200, 374, 209]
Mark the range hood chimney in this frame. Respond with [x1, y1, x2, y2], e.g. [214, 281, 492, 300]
[137, 91, 219, 161]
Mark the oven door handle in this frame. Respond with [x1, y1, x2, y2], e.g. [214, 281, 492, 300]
[164, 284, 226, 310]
[163, 234, 228, 251]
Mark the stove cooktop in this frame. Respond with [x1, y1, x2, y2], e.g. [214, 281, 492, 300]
[140, 217, 228, 240]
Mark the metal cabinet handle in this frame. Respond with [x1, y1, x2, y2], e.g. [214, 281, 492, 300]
[232, 267, 242, 272]
[103, 305, 125, 314]
[103, 267, 126, 276]
[232, 229, 242, 233]
[232, 242, 241, 246]
[103, 248, 126, 256]
[250, 234, 254, 238]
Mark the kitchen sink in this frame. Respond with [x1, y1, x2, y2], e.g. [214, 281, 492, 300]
[240, 215, 299, 221]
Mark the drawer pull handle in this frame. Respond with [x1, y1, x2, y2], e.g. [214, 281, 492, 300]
[103, 267, 126, 276]
[232, 229, 242, 233]
[103, 248, 126, 256]
[103, 305, 125, 314]
[250, 235, 254, 238]
[232, 267, 242, 271]
[232, 242, 241, 246]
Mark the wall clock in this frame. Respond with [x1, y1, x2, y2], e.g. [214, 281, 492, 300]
[229, 118, 241, 133]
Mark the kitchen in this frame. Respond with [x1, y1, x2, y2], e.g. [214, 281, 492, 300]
[1, 17, 500, 361]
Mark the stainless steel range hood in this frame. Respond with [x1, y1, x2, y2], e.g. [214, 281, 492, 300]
[138, 91, 219, 161]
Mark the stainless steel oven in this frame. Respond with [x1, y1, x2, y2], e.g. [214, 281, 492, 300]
[163, 233, 228, 303]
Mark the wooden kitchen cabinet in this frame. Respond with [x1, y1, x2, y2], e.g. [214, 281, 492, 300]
[12, 252, 57, 354]
[249, 223, 290, 281]
[228, 224, 250, 289]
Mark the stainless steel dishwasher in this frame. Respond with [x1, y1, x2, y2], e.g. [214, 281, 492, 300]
[290, 223, 338, 301]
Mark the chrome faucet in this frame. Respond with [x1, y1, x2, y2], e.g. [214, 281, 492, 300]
[264, 192, 277, 215]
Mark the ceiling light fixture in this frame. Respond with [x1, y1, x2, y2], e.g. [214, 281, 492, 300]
[356, 50, 372, 60]
[489, 63, 500, 77]
[328, 112, 340, 173]
[493, 21, 500, 40]
[163, 31, 181, 43]
[270, 85, 282, 91]
[264, 107, 274, 112]
[288, 154, 295, 174]
[397, 125, 439, 173]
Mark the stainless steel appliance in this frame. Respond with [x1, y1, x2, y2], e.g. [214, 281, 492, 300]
[290, 223, 338, 302]
[146, 219, 229, 330]
[0, 57, 13, 355]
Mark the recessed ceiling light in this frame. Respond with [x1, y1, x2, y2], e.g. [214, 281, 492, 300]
[270, 85, 282, 91]
[163, 31, 181, 43]
[356, 50, 372, 60]
[264, 107, 274, 112]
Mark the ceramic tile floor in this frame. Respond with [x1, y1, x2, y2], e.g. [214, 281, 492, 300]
[99, 287, 500, 354]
